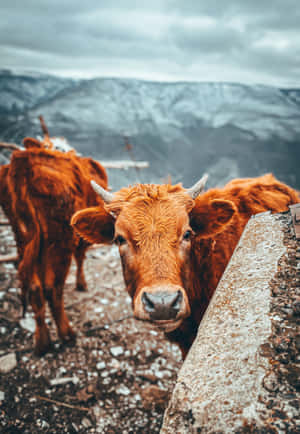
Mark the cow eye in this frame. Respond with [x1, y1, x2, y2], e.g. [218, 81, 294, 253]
[183, 230, 192, 241]
[115, 235, 127, 246]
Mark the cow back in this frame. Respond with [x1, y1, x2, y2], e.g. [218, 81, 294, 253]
[190, 173, 299, 321]
[7, 148, 107, 248]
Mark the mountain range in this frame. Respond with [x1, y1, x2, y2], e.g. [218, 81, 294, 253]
[0, 69, 299, 190]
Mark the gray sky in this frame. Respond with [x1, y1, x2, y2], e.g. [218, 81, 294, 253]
[1, 0, 300, 86]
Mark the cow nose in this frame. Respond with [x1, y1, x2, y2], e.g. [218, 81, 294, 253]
[141, 290, 183, 320]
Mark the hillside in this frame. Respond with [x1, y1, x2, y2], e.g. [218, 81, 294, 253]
[1, 69, 299, 189]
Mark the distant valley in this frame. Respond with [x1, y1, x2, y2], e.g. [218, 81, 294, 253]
[0, 69, 299, 190]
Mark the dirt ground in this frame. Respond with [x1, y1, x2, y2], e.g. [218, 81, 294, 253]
[0, 208, 182, 433]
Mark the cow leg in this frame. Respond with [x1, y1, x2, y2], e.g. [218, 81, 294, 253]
[45, 285, 76, 344]
[44, 254, 76, 344]
[73, 239, 89, 292]
[18, 249, 51, 356]
[28, 274, 51, 356]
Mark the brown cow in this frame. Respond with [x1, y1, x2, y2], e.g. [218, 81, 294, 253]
[0, 136, 108, 355]
[71, 174, 299, 358]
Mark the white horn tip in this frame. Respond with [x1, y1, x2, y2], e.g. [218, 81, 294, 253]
[91, 180, 114, 203]
[187, 173, 209, 199]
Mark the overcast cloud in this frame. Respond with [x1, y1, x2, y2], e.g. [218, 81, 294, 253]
[0, 0, 299, 86]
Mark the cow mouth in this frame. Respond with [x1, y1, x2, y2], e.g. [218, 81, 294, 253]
[134, 316, 183, 333]
[150, 318, 183, 333]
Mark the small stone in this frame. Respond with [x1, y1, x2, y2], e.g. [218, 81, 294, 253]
[58, 366, 67, 375]
[0, 391, 4, 401]
[116, 385, 131, 396]
[96, 361, 106, 370]
[37, 419, 50, 429]
[81, 417, 92, 428]
[150, 330, 158, 336]
[100, 298, 109, 305]
[50, 376, 79, 386]
[4, 263, 14, 269]
[110, 358, 120, 369]
[72, 422, 79, 432]
[110, 346, 124, 357]
[0, 353, 17, 373]
[20, 314, 35, 333]
[8, 287, 17, 293]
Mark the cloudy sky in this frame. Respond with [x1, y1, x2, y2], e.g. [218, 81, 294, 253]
[1, 0, 300, 86]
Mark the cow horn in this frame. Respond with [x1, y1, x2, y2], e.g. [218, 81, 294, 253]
[91, 180, 114, 203]
[186, 174, 209, 199]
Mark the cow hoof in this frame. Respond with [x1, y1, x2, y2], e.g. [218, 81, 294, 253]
[34, 325, 52, 356]
[62, 330, 77, 347]
[34, 335, 52, 357]
[60, 325, 76, 344]
[75, 283, 87, 292]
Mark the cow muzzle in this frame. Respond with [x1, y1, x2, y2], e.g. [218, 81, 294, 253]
[134, 284, 190, 332]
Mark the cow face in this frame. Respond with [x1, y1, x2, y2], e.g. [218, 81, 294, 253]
[71, 177, 236, 333]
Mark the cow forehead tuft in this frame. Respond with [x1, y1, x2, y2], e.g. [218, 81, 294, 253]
[119, 183, 185, 200]
[107, 183, 193, 214]
[105, 184, 194, 222]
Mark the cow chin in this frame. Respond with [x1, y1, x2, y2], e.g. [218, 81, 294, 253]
[133, 284, 191, 331]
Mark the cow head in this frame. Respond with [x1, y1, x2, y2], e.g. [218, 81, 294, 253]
[71, 176, 236, 333]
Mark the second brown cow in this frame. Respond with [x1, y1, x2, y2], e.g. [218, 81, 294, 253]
[72, 174, 299, 358]
[0, 137, 108, 355]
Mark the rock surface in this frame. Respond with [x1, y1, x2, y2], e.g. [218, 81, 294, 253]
[162, 210, 300, 433]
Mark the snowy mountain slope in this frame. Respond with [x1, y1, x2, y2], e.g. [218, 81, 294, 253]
[0, 69, 79, 113]
[0, 70, 299, 189]
[1, 72, 300, 139]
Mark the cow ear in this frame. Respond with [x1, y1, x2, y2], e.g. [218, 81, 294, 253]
[190, 199, 236, 238]
[71, 207, 115, 244]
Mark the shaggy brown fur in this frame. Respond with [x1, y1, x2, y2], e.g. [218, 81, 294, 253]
[0, 137, 108, 355]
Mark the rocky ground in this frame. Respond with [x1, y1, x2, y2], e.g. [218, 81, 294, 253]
[0, 208, 182, 433]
